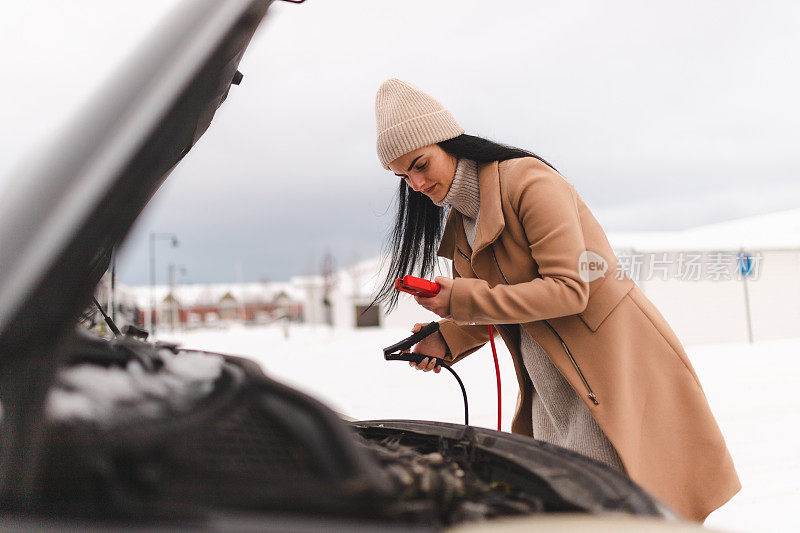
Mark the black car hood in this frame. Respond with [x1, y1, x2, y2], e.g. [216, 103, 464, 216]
[0, 0, 274, 354]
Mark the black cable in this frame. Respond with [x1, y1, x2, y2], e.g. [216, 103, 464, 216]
[383, 321, 469, 426]
[437, 360, 468, 426]
[383, 354, 469, 426]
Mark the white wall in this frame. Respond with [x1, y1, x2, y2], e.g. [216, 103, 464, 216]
[325, 256, 449, 330]
[742, 251, 800, 342]
[625, 249, 800, 345]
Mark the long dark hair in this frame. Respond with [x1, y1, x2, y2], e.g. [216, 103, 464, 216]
[366, 133, 559, 315]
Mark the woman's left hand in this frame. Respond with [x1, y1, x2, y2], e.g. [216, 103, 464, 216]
[413, 276, 453, 318]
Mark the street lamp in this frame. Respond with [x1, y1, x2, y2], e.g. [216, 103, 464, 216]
[148, 232, 178, 337]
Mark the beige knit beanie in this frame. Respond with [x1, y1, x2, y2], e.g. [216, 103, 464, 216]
[374, 78, 464, 170]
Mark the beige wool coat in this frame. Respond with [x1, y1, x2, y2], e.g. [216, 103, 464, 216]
[435, 156, 741, 522]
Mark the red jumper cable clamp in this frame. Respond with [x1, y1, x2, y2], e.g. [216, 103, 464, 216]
[394, 275, 441, 298]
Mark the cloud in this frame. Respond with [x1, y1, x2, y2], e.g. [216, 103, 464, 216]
[2, 0, 798, 283]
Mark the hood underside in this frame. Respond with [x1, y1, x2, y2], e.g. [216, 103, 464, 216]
[0, 0, 274, 355]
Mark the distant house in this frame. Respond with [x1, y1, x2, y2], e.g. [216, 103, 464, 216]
[124, 281, 304, 331]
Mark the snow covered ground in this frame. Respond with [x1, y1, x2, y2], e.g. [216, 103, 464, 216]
[155, 323, 799, 532]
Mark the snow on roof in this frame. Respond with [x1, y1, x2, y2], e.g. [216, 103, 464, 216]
[607, 207, 800, 252]
[123, 281, 304, 308]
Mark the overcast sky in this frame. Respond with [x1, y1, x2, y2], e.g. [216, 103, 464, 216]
[1, 0, 798, 285]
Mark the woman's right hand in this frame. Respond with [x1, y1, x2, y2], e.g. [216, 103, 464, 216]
[409, 322, 448, 374]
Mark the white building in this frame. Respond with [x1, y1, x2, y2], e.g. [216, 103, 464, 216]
[606, 207, 800, 345]
[325, 255, 447, 330]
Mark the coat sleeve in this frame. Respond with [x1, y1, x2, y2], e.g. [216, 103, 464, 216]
[448, 160, 590, 325]
[437, 261, 497, 364]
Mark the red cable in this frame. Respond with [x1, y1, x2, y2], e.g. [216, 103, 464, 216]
[488, 324, 501, 431]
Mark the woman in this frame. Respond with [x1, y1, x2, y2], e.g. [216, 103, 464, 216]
[369, 78, 740, 523]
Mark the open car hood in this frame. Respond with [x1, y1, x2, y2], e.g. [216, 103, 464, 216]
[0, 0, 274, 354]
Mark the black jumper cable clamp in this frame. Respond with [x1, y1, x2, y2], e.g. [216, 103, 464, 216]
[382, 321, 469, 426]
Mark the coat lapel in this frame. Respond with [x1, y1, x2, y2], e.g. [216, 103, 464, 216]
[471, 160, 505, 259]
[436, 208, 458, 259]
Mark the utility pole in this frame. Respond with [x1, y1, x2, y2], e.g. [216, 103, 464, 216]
[738, 249, 754, 344]
[168, 264, 176, 333]
[109, 247, 116, 324]
[321, 251, 336, 327]
[236, 261, 247, 322]
[168, 263, 186, 333]
[149, 232, 179, 337]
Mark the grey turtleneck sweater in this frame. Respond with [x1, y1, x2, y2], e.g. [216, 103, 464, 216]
[435, 157, 626, 473]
